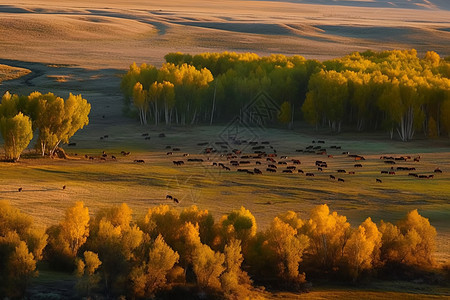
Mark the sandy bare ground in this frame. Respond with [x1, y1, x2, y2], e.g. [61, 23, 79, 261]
[0, 0, 449, 69]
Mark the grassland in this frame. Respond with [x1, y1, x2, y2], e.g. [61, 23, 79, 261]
[0, 0, 449, 297]
[0, 57, 449, 298]
[0, 64, 30, 82]
[0, 0, 449, 68]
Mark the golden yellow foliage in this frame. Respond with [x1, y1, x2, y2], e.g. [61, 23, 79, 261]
[266, 217, 308, 283]
[61, 201, 90, 257]
[221, 239, 252, 298]
[344, 218, 381, 280]
[130, 234, 179, 297]
[303, 204, 351, 270]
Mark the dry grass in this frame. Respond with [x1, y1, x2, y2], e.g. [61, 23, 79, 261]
[0, 1, 448, 69]
[1, 125, 449, 266]
[0, 64, 30, 82]
[0, 2, 449, 295]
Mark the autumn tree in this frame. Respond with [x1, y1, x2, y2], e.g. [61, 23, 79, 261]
[302, 204, 351, 272]
[397, 209, 436, 267]
[62, 201, 90, 256]
[87, 203, 143, 295]
[278, 101, 293, 128]
[180, 205, 215, 246]
[219, 206, 257, 254]
[29, 92, 90, 156]
[379, 210, 436, 270]
[45, 201, 90, 270]
[139, 205, 182, 248]
[343, 218, 382, 281]
[265, 217, 309, 285]
[192, 241, 225, 290]
[220, 239, 252, 299]
[0, 112, 33, 161]
[129, 234, 179, 298]
[133, 82, 148, 125]
[0, 201, 47, 297]
[75, 251, 102, 297]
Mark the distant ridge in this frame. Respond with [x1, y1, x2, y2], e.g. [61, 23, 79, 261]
[266, 0, 450, 10]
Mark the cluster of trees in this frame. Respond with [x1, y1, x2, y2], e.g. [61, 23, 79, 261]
[303, 50, 450, 140]
[0, 91, 91, 161]
[0, 200, 440, 298]
[121, 63, 213, 126]
[122, 50, 450, 140]
[122, 52, 320, 127]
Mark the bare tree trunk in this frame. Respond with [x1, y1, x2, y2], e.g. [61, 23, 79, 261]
[165, 100, 169, 126]
[50, 140, 62, 157]
[210, 83, 217, 126]
[154, 100, 158, 126]
[437, 103, 441, 136]
[289, 103, 294, 129]
[191, 109, 197, 125]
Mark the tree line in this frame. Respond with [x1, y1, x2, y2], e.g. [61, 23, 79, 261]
[0, 200, 442, 299]
[0, 91, 91, 161]
[122, 50, 450, 140]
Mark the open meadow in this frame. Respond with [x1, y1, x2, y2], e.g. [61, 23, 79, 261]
[0, 0, 449, 68]
[0, 0, 450, 298]
[0, 60, 449, 266]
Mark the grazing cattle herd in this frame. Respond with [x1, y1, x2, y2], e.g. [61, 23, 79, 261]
[63, 132, 444, 203]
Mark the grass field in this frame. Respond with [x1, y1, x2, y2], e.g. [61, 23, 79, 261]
[0, 0, 449, 296]
[2, 124, 449, 263]
[0, 58, 449, 298]
[0, 0, 449, 68]
[0, 64, 30, 82]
